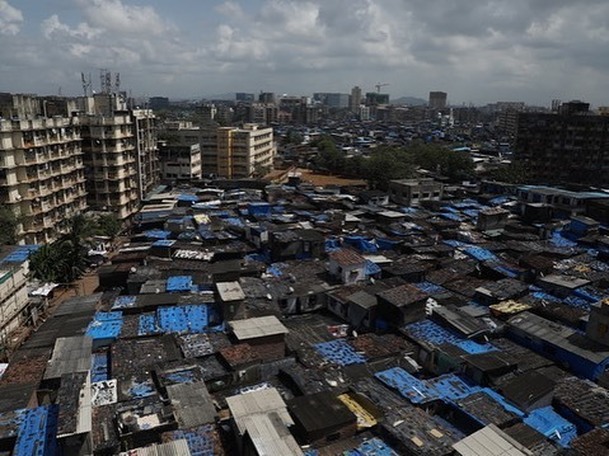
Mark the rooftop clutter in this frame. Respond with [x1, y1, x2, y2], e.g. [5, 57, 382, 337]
[4, 180, 609, 454]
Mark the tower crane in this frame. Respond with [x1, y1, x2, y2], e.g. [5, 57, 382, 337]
[375, 82, 389, 93]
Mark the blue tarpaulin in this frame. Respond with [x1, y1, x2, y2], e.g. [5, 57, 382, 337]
[247, 202, 272, 216]
[91, 352, 109, 383]
[0, 245, 39, 264]
[143, 229, 171, 240]
[166, 275, 193, 292]
[524, 406, 577, 447]
[315, 339, 367, 366]
[14, 406, 58, 456]
[414, 282, 447, 295]
[404, 320, 497, 354]
[346, 438, 399, 456]
[344, 236, 378, 253]
[177, 194, 199, 203]
[365, 260, 382, 276]
[376, 238, 400, 250]
[464, 247, 497, 262]
[86, 312, 123, 344]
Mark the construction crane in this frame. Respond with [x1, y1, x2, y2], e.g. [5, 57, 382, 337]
[375, 82, 389, 93]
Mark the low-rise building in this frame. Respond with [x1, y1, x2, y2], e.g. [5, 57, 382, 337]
[388, 178, 443, 206]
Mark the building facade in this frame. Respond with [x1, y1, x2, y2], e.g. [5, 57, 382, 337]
[81, 109, 139, 220]
[0, 107, 87, 244]
[514, 101, 609, 187]
[0, 248, 32, 352]
[132, 109, 160, 199]
[201, 124, 275, 179]
[350, 86, 362, 112]
[388, 178, 444, 206]
[158, 122, 202, 181]
[429, 91, 448, 110]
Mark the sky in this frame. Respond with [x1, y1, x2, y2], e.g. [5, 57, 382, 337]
[1, 0, 609, 106]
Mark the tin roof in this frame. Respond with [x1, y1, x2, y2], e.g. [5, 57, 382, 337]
[229, 316, 289, 340]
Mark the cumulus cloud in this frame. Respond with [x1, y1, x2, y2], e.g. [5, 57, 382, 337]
[2, 0, 609, 104]
[0, 0, 23, 35]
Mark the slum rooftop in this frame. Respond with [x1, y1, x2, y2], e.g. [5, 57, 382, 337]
[4, 179, 609, 454]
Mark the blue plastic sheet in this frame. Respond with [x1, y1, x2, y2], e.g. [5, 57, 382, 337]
[315, 339, 366, 366]
[166, 275, 193, 292]
[404, 320, 497, 354]
[524, 406, 577, 447]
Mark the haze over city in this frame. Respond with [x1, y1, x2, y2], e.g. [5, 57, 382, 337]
[2, 0, 609, 105]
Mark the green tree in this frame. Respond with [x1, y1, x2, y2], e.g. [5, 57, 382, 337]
[95, 214, 122, 239]
[487, 161, 529, 184]
[409, 143, 475, 181]
[363, 147, 415, 190]
[29, 243, 70, 283]
[0, 207, 19, 245]
[30, 215, 94, 283]
[313, 136, 346, 172]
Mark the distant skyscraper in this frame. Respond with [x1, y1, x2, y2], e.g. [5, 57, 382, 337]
[259, 92, 276, 104]
[350, 86, 362, 112]
[236, 93, 254, 102]
[429, 91, 447, 110]
[149, 96, 169, 110]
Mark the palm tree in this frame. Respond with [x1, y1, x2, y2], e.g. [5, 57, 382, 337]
[29, 244, 69, 283]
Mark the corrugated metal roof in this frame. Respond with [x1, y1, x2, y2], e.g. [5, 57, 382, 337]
[226, 387, 293, 435]
[44, 336, 92, 380]
[167, 382, 216, 428]
[216, 281, 246, 301]
[453, 424, 532, 456]
[119, 439, 191, 456]
[244, 412, 303, 456]
[229, 316, 289, 340]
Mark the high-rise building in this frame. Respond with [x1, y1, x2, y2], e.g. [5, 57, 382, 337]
[149, 97, 169, 110]
[365, 93, 390, 106]
[236, 93, 254, 102]
[132, 109, 159, 198]
[0, 95, 87, 244]
[313, 93, 350, 109]
[429, 91, 447, 110]
[350, 86, 362, 112]
[258, 92, 276, 104]
[514, 101, 609, 187]
[158, 121, 202, 181]
[201, 124, 275, 179]
[81, 94, 159, 220]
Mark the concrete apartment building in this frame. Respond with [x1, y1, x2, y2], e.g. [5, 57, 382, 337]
[201, 124, 275, 179]
[133, 109, 160, 198]
[0, 94, 87, 244]
[515, 101, 609, 187]
[0, 247, 31, 352]
[350, 86, 362, 113]
[158, 121, 202, 181]
[81, 94, 159, 220]
[429, 91, 448, 110]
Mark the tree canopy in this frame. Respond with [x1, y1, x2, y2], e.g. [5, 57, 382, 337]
[311, 139, 475, 189]
[0, 207, 19, 245]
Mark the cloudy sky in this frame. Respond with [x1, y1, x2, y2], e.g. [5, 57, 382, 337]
[2, 0, 609, 106]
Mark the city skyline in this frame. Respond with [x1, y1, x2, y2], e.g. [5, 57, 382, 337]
[1, 0, 609, 106]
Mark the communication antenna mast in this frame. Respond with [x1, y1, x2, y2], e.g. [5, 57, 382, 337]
[115, 73, 121, 94]
[81, 72, 92, 97]
[100, 69, 112, 94]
